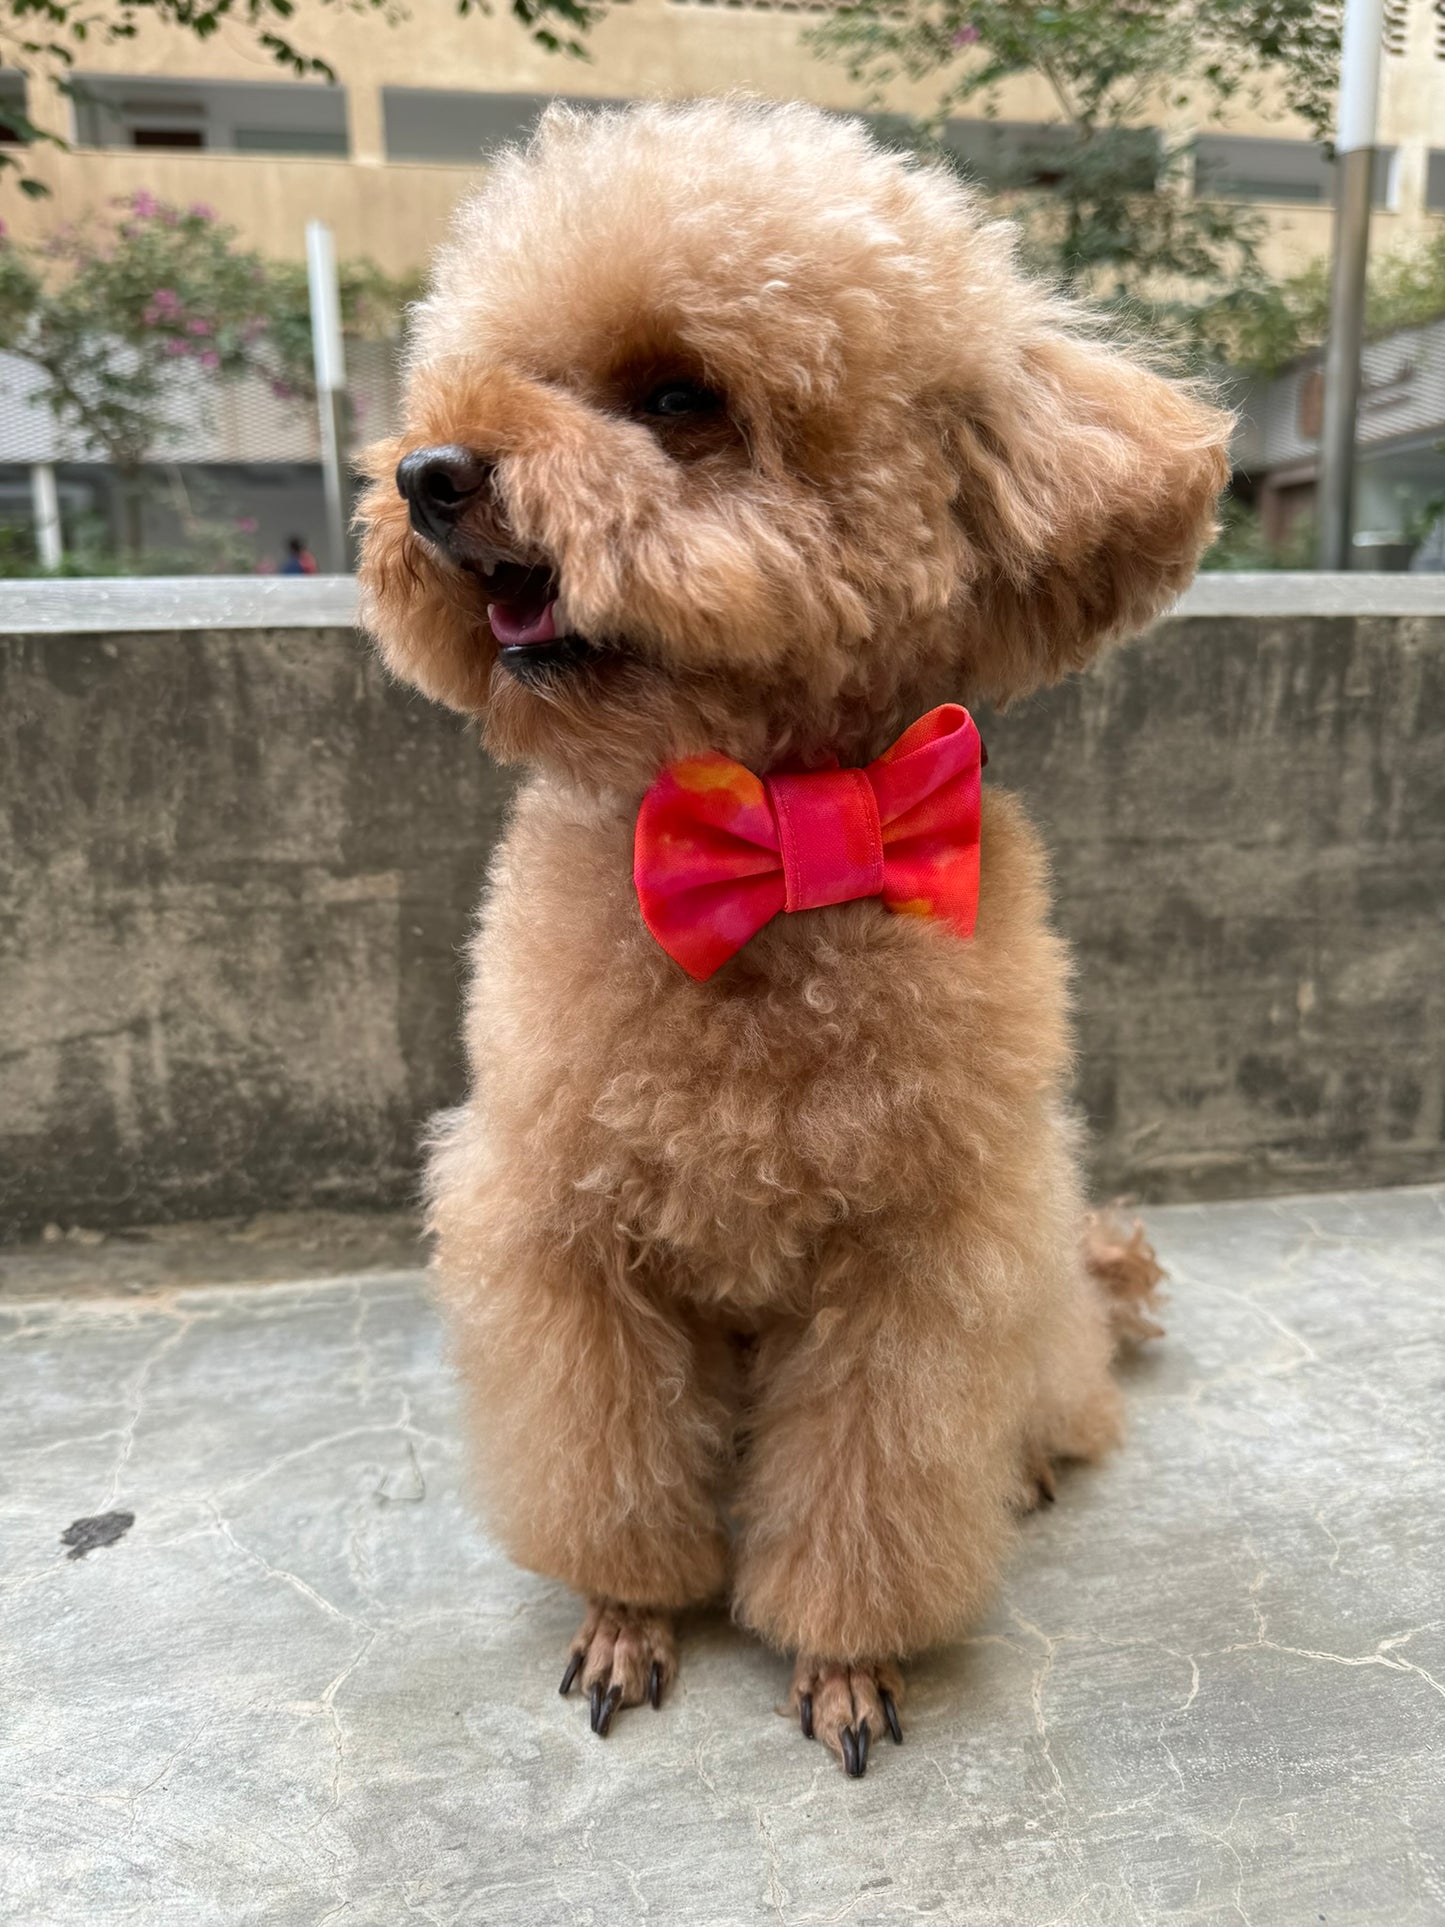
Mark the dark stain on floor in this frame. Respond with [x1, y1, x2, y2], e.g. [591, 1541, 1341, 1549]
[61, 1511, 135, 1560]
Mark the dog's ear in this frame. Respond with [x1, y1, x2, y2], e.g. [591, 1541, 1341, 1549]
[940, 329, 1232, 703]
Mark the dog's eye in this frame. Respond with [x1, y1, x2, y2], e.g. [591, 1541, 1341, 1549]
[643, 379, 723, 419]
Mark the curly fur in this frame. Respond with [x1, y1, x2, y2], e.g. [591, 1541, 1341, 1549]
[358, 99, 1224, 1705]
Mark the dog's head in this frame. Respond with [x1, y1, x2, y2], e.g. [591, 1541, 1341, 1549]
[359, 99, 1230, 789]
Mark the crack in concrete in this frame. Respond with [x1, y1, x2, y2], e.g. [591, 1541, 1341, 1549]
[101, 1306, 195, 1511]
[308, 1629, 380, 1834]
[754, 1802, 788, 1922]
[205, 1501, 364, 1627]
[1219, 1622, 1445, 1703]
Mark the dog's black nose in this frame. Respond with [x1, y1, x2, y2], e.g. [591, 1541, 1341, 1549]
[395, 445, 491, 543]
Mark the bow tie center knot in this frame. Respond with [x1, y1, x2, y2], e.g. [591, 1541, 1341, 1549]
[764, 767, 885, 915]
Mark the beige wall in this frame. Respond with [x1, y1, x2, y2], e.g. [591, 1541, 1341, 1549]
[9, 0, 1444, 277]
[16, 142, 474, 275]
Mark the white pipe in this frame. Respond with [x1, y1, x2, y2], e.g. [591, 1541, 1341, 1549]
[305, 221, 349, 574]
[1317, 0, 1387, 568]
[305, 219, 347, 393]
[31, 462, 62, 570]
[1336, 0, 1385, 154]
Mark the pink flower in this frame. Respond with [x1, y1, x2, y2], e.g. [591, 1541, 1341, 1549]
[131, 191, 160, 218]
[187, 318, 213, 336]
[188, 202, 216, 221]
[151, 288, 180, 314]
[236, 516, 259, 533]
[199, 349, 220, 369]
[952, 22, 980, 44]
[162, 339, 187, 357]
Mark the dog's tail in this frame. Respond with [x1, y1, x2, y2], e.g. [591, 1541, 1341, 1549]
[1084, 1205, 1166, 1350]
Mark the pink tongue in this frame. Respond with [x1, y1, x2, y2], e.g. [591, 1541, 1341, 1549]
[488, 597, 557, 647]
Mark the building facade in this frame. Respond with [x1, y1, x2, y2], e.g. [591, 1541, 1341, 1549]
[1241, 315, 1445, 564]
[7, 0, 1445, 273]
[2, 0, 1444, 565]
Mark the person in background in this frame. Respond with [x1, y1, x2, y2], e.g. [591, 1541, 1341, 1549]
[279, 535, 318, 575]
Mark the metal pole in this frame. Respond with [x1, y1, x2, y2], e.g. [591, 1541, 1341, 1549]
[31, 462, 62, 570]
[1316, 0, 1385, 571]
[305, 220, 350, 574]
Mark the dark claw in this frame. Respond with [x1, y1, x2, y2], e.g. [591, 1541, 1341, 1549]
[840, 1724, 862, 1777]
[880, 1687, 903, 1745]
[589, 1680, 604, 1733]
[596, 1683, 623, 1737]
[648, 1660, 663, 1710]
[1037, 1479, 1056, 1505]
[799, 1692, 814, 1740]
[559, 1652, 584, 1697]
[857, 1717, 870, 1774]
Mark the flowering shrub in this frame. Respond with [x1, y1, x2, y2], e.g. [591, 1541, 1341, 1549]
[0, 193, 416, 552]
[0, 193, 273, 496]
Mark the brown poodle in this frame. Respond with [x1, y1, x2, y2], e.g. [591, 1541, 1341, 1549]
[357, 97, 1228, 1777]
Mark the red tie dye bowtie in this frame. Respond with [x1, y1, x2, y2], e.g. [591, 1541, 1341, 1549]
[633, 703, 984, 981]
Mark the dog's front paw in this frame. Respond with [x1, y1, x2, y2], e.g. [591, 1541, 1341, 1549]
[558, 1596, 676, 1737]
[790, 1654, 904, 1777]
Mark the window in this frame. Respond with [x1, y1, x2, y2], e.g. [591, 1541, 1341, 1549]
[382, 90, 628, 165]
[71, 76, 348, 157]
[1194, 134, 1397, 209]
[1371, 147, 1402, 210]
[1195, 134, 1332, 204]
[233, 125, 351, 155]
[945, 120, 1159, 194]
[132, 126, 204, 150]
[0, 71, 28, 144]
[824, 111, 1161, 191]
[1428, 150, 1445, 212]
[1368, 145, 1400, 210]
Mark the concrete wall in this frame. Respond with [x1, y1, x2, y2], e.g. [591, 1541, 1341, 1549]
[1, 607, 510, 1238]
[995, 601, 1444, 1200]
[1, 577, 1442, 1238]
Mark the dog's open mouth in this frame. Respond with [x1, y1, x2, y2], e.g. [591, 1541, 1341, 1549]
[476, 561, 598, 677]
[484, 562, 556, 647]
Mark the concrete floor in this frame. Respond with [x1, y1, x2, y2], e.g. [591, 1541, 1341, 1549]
[2, 1189, 1442, 1926]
